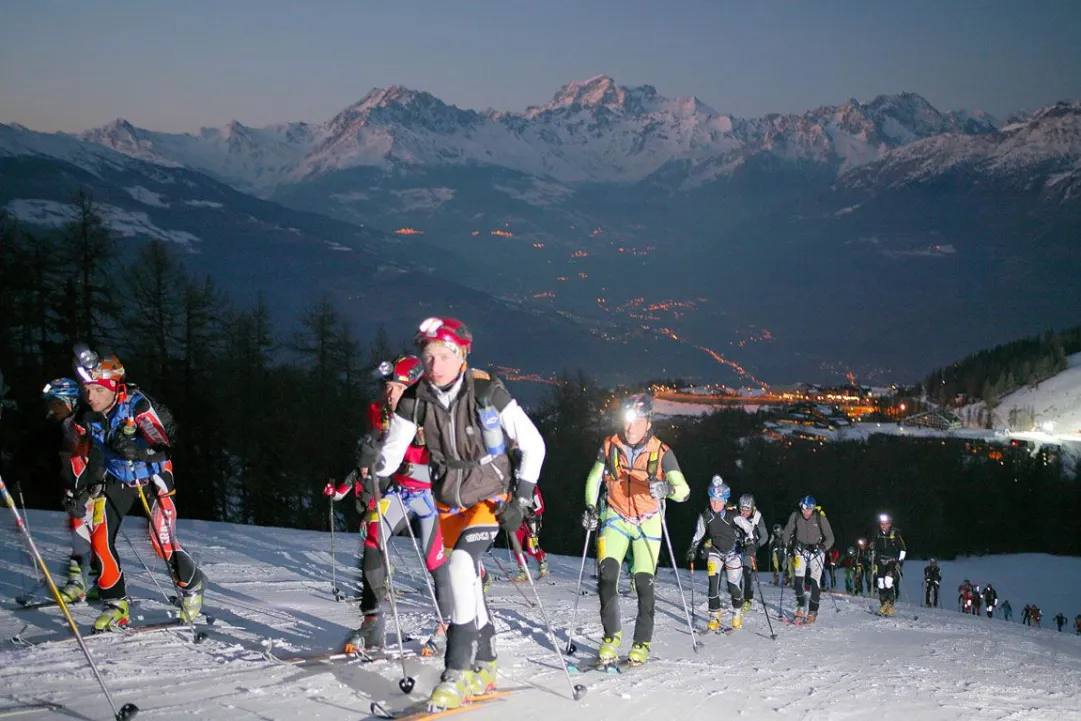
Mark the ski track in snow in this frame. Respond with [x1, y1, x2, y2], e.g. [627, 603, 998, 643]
[2, 510, 1079, 721]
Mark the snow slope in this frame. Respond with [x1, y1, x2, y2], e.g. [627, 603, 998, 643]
[2, 510, 1079, 721]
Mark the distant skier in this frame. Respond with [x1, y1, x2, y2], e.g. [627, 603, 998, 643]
[1002, 599, 1012, 622]
[841, 547, 858, 594]
[687, 478, 746, 631]
[982, 583, 997, 619]
[824, 547, 840, 591]
[1022, 604, 1032, 626]
[972, 585, 983, 616]
[923, 558, 941, 608]
[959, 580, 975, 614]
[855, 538, 873, 596]
[1055, 613, 1067, 632]
[1031, 605, 1043, 627]
[1074, 614, 1081, 635]
[733, 493, 768, 612]
[768, 523, 787, 585]
[872, 513, 906, 616]
[512, 485, 548, 581]
[781, 495, 834, 624]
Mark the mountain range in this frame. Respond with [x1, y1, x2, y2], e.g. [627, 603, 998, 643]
[3, 76, 1080, 385]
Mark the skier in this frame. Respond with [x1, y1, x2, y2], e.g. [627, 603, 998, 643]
[972, 584, 983, 616]
[1022, 604, 1031, 626]
[40, 378, 101, 603]
[69, 345, 205, 631]
[782, 495, 835, 624]
[370, 317, 545, 711]
[1055, 613, 1067, 632]
[511, 485, 548, 581]
[855, 538, 873, 596]
[841, 547, 858, 595]
[1030, 605, 1042, 627]
[326, 355, 453, 658]
[768, 523, 787, 585]
[824, 546, 840, 592]
[923, 558, 941, 608]
[872, 513, 906, 616]
[733, 492, 768, 612]
[685, 480, 743, 631]
[582, 392, 690, 665]
[1002, 599, 1012, 622]
[1074, 614, 1080, 634]
[982, 583, 997, 619]
[959, 580, 975, 614]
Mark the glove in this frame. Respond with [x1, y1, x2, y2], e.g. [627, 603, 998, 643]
[742, 539, 757, 553]
[355, 435, 381, 470]
[648, 479, 673, 500]
[497, 496, 529, 534]
[62, 489, 86, 517]
[108, 433, 150, 462]
[685, 547, 697, 564]
[581, 505, 599, 531]
[698, 543, 711, 561]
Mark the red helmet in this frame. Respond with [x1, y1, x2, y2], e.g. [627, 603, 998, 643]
[380, 355, 424, 386]
[415, 317, 472, 357]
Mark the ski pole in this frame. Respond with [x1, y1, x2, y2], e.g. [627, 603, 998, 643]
[658, 507, 700, 653]
[393, 493, 445, 627]
[329, 496, 341, 601]
[508, 533, 586, 701]
[485, 549, 535, 607]
[133, 481, 205, 644]
[370, 475, 415, 694]
[750, 558, 777, 640]
[563, 527, 592, 655]
[0, 474, 139, 721]
[13, 481, 43, 586]
[120, 527, 172, 604]
[689, 561, 697, 631]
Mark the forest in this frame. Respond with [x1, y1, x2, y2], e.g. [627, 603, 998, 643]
[2, 198, 1078, 566]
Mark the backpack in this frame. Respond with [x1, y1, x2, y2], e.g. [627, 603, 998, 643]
[124, 383, 179, 443]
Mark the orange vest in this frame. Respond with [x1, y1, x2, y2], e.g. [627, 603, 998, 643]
[601, 434, 667, 522]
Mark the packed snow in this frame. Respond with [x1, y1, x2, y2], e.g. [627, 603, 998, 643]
[2, 509, 1079, 721]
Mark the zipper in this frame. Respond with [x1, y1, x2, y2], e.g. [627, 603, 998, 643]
[447, 400, 463, 508]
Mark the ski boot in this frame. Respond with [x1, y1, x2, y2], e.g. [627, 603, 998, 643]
[57, 560, 86, 603]
[512, 566, 528, 582]
[428, 668, 471, 711]
[468, 660, 497, 696]
[85, 575, 101, 601]
[804, 613, 817, 625]
[538, 556, 549, 578]
[420, 623, 448, 657]
[742, 599, 753, 613]
[344, 613, 385, 655]
[92, 599, 130, 633]
[794, 608, 806, 624]
[731, 609, 744, 630]
[597, 631, 622, 665]
[177, 579, 204, 622]
[706, 610, 724, 632]
[626, 642, 650, 666]
[884, 601, 896, 616]
[878, 600, 889, 616]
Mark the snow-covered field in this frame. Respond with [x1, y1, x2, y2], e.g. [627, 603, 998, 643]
[2, 510, 1080, 721]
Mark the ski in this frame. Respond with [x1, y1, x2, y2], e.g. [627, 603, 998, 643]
[0, 701, 65, 719]
[11, 614, 214, 647]
[263, 640, 418, 666]
[566, 657, 646, 675]
[696, 625, 736, 636]
[369, 690, 515, 720]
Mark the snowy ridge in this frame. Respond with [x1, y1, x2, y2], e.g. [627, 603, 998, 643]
[838, 101, 1081, 199]
[7, 77, 1010, 194]
[2, 509, 1079, 720]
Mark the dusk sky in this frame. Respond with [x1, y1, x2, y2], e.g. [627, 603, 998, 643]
[2, 0, 1080, 133]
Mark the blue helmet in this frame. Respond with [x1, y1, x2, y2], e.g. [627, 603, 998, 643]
[708, 475, 731, 501]
[42, 378, 80, 404]
[799, 495, 816, 510]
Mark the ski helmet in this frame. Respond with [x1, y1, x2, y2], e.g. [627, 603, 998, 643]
[846, 546, 855, 556]
[620, 393, 653, 423]
[929, 558, 937, 565]
[379, 355, 424, 386]
[414, 317, 472, 358]
[42, 378, 80, 404]
[708, 475, 731, 502]
[772, 523, 782, 534]
[857, 538, 866, 547]
[738, 493, 755, 511]
[878, 512, 892, 525]
[73, 343, 125, 392]
[799, 495, 816, 510]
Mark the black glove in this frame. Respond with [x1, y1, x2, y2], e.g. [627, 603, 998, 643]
[742, 539, 757, 553]
[355, 435, 381, 470]
[648, 479, 673, 500]
[497, 496, 529, 535]
[581, 505, 599, 531]
[62, 489, 86, 517]
[698, 543, 710, 561]
[685, 546, 697, 564]
[108, 433, 151, 462]
[377, 474, 400, 495]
